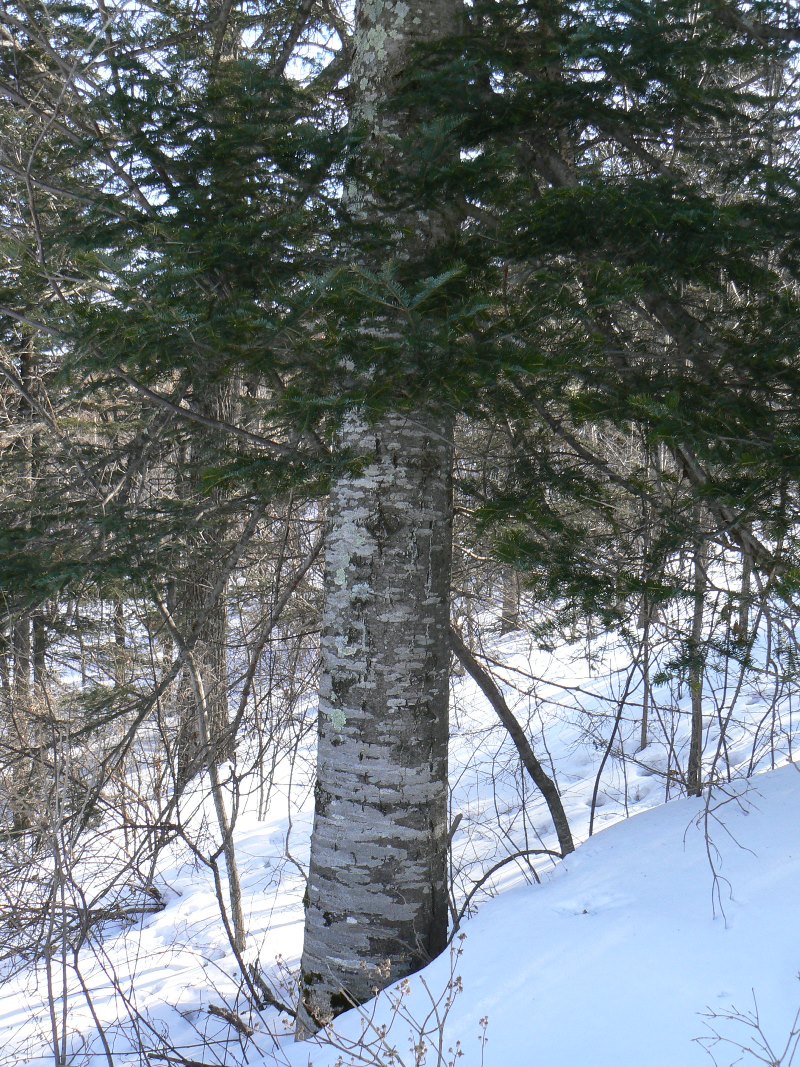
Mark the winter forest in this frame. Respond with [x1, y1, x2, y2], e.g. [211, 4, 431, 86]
[1, 1, 800, 1064]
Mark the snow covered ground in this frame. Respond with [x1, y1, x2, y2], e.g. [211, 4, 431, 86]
[289, 764, 800, 1067]
[2, 630, 799, 1066]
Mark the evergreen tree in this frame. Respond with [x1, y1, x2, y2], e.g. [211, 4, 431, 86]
[0, 0, 341, 794]
[441, 0, 800, 624]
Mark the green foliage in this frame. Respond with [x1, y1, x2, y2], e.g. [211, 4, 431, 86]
[428, 0, 800, 616]
[1, 0, 799, 632]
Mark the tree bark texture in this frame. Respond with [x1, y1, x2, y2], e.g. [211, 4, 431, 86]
[297, 409, 454, 1035]
[297, 0, 462, 1036]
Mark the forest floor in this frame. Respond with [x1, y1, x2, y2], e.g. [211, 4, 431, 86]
[2, 628, 799, 1066]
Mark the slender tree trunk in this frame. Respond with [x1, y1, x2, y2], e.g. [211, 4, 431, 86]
[175, 378, 235, 785]
[449, 626, 574, 856]
[0, 630, 10, 711]
[10, 617, 33, 835]
[11, 619, 31, 722]
[7, 341, 39, 836]
[687, 538, 707, 797]
[499, 568, 521, 635]
[111, 597, 133, 854]
[738, 534, 753, 641]
[32, 612, 47, 693]
[638, 441, 655, 751]
[638, 612, 651, 752]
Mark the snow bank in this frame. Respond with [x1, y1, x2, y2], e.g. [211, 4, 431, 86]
[289, 764, 800, 1067]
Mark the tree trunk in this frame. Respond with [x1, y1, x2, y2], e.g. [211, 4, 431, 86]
[173, 5, 244, 787]
[686, 538, 707, 797]
[737, 535, 753, 642]
[296, 0, 462, 1035]
[499, 568, 521, 635]
[297, 408, 454, 1035]
[9, 617, 34, 835]
[175, 378, 235, 785]
[5, 342, 39, 837]
[449, 625, 574, 857]
[638, 611, 651, 753]
[174, 554, 233, 783]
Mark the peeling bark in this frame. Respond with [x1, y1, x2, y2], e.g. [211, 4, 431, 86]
[297, 0, 462, 1035]
[298, 409, 454, 1034]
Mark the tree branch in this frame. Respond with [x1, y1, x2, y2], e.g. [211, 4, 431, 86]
[448, 625, 575, 857]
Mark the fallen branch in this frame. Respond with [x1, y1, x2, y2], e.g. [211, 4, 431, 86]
[207, 1004, 254, 1038]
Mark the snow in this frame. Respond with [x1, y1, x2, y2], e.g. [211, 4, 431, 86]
[2, 626, 800, 1067]
[287, 766, 800, 1066]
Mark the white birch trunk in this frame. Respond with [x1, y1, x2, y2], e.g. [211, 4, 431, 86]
[298, 409, 453, 1033]
[297, 0, 461, 1035]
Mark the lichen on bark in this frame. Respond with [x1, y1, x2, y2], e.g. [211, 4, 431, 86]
[297, 408, 454, 1036]
[296, 0, 462, 1038]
